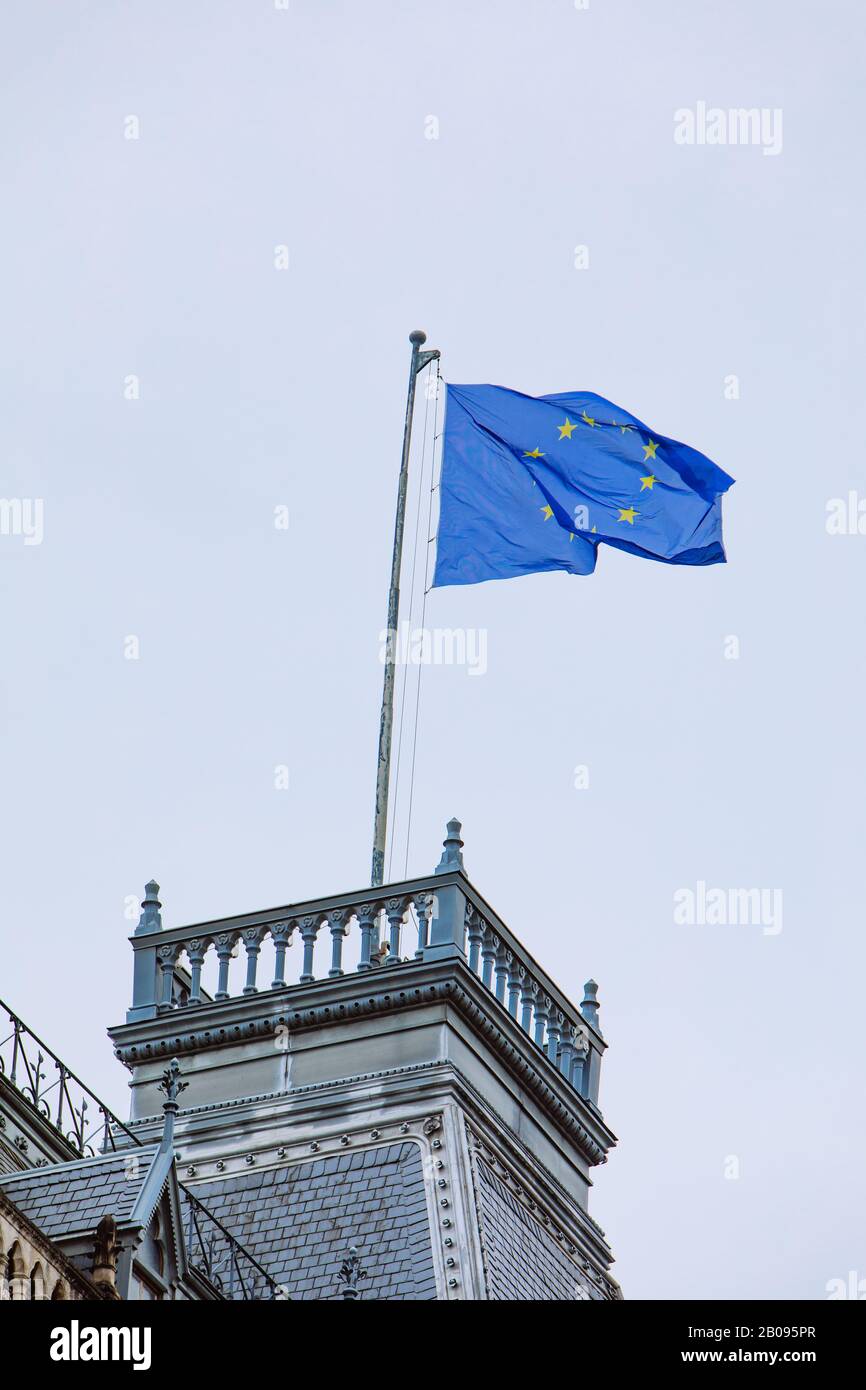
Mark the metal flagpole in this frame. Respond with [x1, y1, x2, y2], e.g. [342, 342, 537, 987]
[371, 329, 440, 887]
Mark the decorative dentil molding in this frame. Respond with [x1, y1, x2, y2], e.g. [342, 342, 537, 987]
[112, 977, 611, 1167]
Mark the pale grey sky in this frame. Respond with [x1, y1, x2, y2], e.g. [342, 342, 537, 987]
[1, 1, 863, 1299]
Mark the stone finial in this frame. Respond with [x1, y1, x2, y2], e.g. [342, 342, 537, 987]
[580, 979, 601, 1032]
[157, 1057, 188, 1152]
[92, 1214, 121, 1297]
[337, 1246, 368, 1300]
[134, 880, 163, 936]
[434, 818, 465, 875]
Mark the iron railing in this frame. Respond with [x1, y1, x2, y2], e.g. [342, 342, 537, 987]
[0, 1001, 136, 1157]
[182, 1186, 281, 1301]
[0, 998, 280, 1300]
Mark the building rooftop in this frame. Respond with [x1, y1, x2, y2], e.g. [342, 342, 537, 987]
[0, 1146, 160, 1241]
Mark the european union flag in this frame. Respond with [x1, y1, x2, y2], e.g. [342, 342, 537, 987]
[433, 384, 734, 588]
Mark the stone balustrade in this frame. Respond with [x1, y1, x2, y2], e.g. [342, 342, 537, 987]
[126, 819, 606, 1110]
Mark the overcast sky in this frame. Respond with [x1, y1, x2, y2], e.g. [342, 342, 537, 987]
[2, 1, 863, 1300]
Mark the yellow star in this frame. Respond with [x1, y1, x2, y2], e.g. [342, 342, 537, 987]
[558, 417, 577, 440]
[640, 474, 656, 491]
[568, 532, 574, 542]
[617, 507, 639, 524]
[523, 447, 545, 459]
[620, 423, 634, 434]
[642, 438, 658, 460]
[581, 411, 596, 428]
[540, 504, 554, 520]
[591, 525, 597, 533]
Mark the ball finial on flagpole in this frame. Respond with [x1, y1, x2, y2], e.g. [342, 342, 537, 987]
[409, 329, 427, 346]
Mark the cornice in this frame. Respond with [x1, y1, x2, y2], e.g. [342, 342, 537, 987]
[124, 1059, 448, 1132]
[110, 961, 616, 1164]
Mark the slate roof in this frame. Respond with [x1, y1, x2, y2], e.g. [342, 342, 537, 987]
[0, 1145, 160, 1241]
[187, 1140, 436, 1300]
[474, 1157, 599, 1301]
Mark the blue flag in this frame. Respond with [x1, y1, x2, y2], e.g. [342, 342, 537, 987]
[433, 384, 734, 588]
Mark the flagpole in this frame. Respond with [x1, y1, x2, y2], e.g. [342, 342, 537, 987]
[371, 329, 440, 888]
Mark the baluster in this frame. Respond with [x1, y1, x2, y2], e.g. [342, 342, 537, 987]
[157, 944, 179, 1013]
[466, 907, 484, 974]
[572, 1024, 590, 1093]
[519, 970, 535, 1033]
[547, 1007, 563, 1067]
[480, 928, 496, 989]
[559, 1021, 576, 1080]
[414, 894, 434, 958]
[370, 907, 383, 964]
[494, 938, 508, 1003]
[214, 933, 236, 1000]
[355, 902, 378, 972]
[534, 992, 550, 1050]
[299, 915, 321, 984]
[506, 953, 520, 1017]
[328, 909, 348, 977]
[242, 928, 264, 994]
[384, 897, 405, 965]
[270, 921, 293, 988]
[185, 938, 207, 1006]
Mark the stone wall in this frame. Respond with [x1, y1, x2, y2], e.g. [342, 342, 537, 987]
[0, 1193, 89, 1301]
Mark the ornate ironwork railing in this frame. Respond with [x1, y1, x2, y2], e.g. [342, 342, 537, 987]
[181, 1186, 281, 1301]
[0, 1000, 137, 1157]
[0, 998, 280, 1300]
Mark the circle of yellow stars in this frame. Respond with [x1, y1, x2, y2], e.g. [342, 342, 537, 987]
[523, 415, 660, 533]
